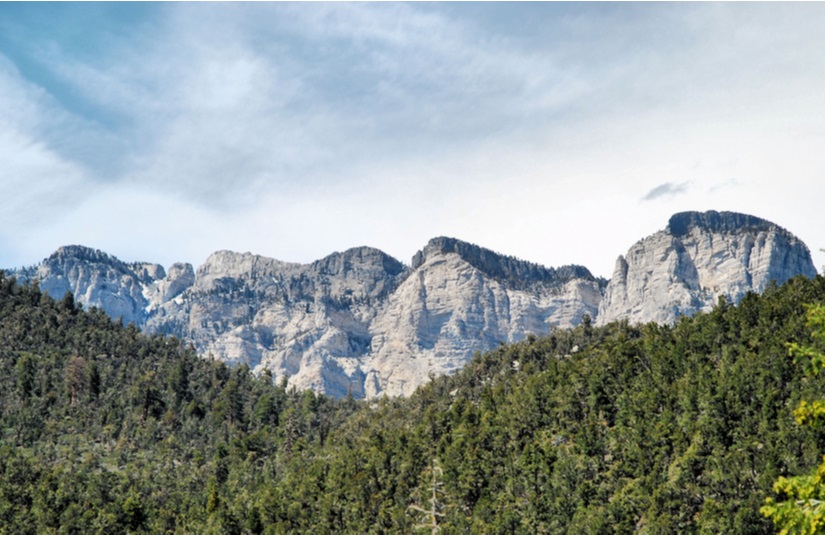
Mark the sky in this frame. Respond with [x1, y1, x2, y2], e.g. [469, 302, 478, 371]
[1, 2, 824, 278]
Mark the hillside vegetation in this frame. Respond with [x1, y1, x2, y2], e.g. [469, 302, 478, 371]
[1, 271, 825, 533]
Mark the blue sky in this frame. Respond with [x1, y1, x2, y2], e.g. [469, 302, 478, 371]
[1, 2, 824, 277]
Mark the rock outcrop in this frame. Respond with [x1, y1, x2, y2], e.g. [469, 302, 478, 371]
[365, 237, 604, 397]
[145, 246, 406, 398]
[12, 245, 165, 326]
[8, 239, 601, 398]
[7, 211, 816, 398]
[596, 211, 817, 325]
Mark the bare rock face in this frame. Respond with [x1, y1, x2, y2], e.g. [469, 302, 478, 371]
[9, 239, 601, 398]
[144, 247, 406, 398]
[596, 211, 817, 325]
[365, 237, 603, 397]
[12, 245, 165, 326]
[142, 240, 601, 398]
[9, 211, 814, 398]
[146, 262, 196, 306]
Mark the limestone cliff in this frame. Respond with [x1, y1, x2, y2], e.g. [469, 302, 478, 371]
[142, 247, 405, 397]
[366, 237, 603, 397]
[142, 240, 600, 398]
[12, 245, 165, 326]
[7, 211, 815, 398]
[8, 239, 601, 398]
[596, 211, 817, 325]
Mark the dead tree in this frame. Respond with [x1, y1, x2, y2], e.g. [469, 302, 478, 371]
[408, 458, 446, 534]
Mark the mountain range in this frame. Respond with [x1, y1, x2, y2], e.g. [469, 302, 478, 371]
[7, 210, 817, 398]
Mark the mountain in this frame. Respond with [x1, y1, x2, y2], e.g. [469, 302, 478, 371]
[7, 210, 816, 397]
[363, 237, 603, 397]
[10, 238, 602, 398]
[597, 211, 818, 325]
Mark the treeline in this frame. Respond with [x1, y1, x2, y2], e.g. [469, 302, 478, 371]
[1, 271, 825, 533]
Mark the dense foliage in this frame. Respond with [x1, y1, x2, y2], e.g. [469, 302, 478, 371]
[2, 271, 825, 533]
[761, 304, 825, 534]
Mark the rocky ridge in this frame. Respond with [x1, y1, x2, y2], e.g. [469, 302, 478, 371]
[7, 211, 817, 398]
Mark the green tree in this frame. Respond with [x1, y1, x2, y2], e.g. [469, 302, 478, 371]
[762, 304, 825, 534]
[15, 352, 37, 401]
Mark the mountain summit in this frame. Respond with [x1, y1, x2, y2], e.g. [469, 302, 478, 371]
[597, 210, 817, 325]
[7, 211, 817, 397]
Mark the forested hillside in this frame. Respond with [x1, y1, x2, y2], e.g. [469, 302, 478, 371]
[2, 271, 825, 533]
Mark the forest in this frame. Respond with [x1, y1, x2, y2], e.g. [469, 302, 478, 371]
[1, 270, 825, 533]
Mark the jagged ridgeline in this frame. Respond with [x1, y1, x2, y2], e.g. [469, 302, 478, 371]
[2, 264, 825, 532]
[8, 238, 606, 399]
[5, 210, 817, 398]
[410, 236, 600, 290]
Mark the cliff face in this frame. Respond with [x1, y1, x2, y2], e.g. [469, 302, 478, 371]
[7, 210, 816, 398]
[8, 239, 600, 398]
[596, 211, 817, 325]
[142, 240, 600, 398]
[12, 245, 166, 326]
[365, 238, 603, 397]
[142, 247, 403, 398]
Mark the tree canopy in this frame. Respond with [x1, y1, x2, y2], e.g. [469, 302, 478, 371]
[1, 270, 825, 533]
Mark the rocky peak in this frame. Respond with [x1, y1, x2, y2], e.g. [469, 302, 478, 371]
[311, 246, 405, 278]
[597, 210, 816, 326]
[130, 262, 167, 283]
[147, 262, 195, 305]
[197, 250, 298, 281]
[25, 245, 167, 327]
[7, 211, 817, 399]
[411, 236, 597, 290]
[48, 245, 126, 269]
[667, 210, 778, 237]
[44, 245, 165, 284]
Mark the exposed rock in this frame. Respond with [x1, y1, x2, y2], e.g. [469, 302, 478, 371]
[7, 210, 815, 399]
[366, 238, 603, 397]
[144, 247, 406, 398]
[147, 262, 195, 306]
[597, 211, 817, 325]
[8, 239, 601, 398]
[11, 245, 163, 326]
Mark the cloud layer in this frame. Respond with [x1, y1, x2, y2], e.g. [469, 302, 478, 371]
[1, 3, 824, 276]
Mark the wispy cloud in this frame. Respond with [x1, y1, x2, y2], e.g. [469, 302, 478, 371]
[709, 179, 744, 193]
[0, 56, 92, 227]
[641, 181, 691, 202]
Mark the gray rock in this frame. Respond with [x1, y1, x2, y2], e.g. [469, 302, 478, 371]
[8, 210, 815, 399]
[596, 211, 817, 325]
[367, 238, 603, 397]
[9, 239, 601, 398]
[11, 245, 164, 326]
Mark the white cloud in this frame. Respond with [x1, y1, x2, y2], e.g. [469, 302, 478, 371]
[0, 56, 92, 236]
[2, 3, 825, 276]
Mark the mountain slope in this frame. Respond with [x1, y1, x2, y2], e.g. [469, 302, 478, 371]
[12, 245, 166, 327]
[143, 239, 602, 398]
[365, 237, 603, 396]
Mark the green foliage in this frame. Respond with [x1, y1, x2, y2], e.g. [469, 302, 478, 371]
[0, 271, 357, 533]
[762, 304, 825, 534]
[2, 269, 825, 532]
